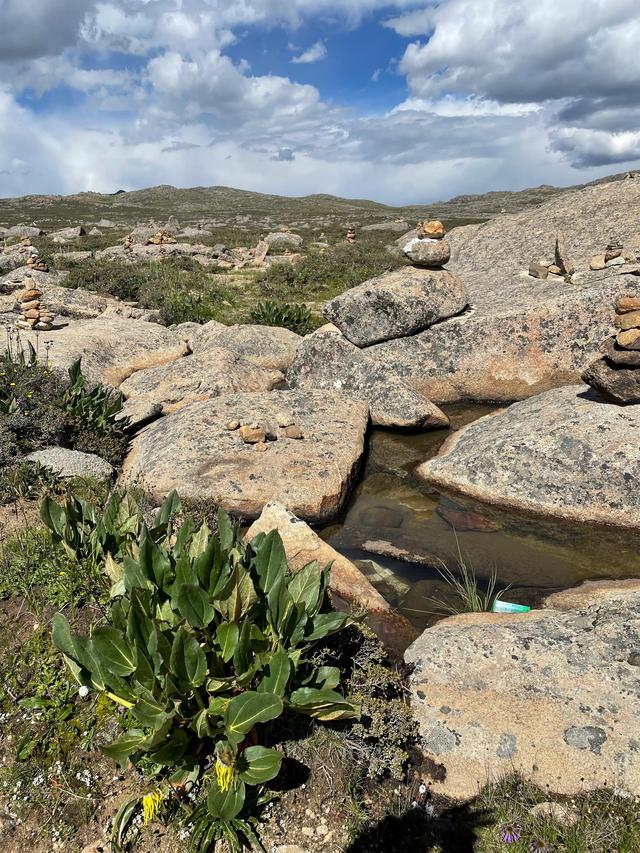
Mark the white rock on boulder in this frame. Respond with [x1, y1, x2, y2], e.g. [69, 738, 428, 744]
[26, 447, 114, 481]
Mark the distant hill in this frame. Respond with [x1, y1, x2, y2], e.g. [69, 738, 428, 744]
[0, 172, 632, 230]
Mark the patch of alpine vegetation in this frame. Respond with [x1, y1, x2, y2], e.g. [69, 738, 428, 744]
[48, 491, 361, 851]
[0, 336, 129, 504]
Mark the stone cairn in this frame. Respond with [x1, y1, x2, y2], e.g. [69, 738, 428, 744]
[15, 273, 55, 331]
[146, 229, 176, 246]
[589, 236, 637, 271]
[582, 294, 640, 404]
[345, 224, 357, 244]
[403, 220, 450, 268]
[529, 231, 574, 279]
[122, 234, 134, 253]
[224, 412, 303, 452]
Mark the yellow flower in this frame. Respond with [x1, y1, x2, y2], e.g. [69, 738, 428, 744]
[215, 758, 234, 793]
[142, 787, 164, 825]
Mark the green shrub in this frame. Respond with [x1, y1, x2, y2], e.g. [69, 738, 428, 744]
[60, 258, 231, 325]
[256, 242, 406, 302]
[0, 343, 129, 470]
[62, 359, 129, 465]
[62, 259, 145, 300]
[49, 491, 358, 851]
[248, 300, 317, 335]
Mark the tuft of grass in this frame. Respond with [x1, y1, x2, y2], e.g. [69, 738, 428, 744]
[0, 525, 107, 613]
[473, 773, 640, 853]
[421, 536, 510, 617]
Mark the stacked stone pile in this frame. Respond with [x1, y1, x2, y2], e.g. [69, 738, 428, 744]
[15, 273, 55, 331]
[528, 231, 574, 279]
[225, 411, 304, 452]
[589, 236, 637, 270]
[345, 224, 357, 244]
[403, 220, 450, 268]
[582, 294, 640, 404]
[323, 219, 468, 347]
[146, 230, 177, 246]
[26, 254, 48, 272]
[122, 234, 134, 253]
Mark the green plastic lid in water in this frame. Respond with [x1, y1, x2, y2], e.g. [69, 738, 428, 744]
[491, 599, 531, 614]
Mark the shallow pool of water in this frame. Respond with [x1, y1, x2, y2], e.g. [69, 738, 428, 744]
[322, 403, 640, 634]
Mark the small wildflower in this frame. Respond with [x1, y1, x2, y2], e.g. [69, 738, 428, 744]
[500, 823, 522, 844]
[528, 840, 550, 852]
[142, 787, 164, 825]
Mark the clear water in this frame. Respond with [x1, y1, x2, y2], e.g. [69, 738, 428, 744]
[322, 404, 640, 634]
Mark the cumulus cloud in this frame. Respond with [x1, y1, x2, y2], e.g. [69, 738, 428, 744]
[386, 0, 640, 169]
[0, 0, 639, 201]
[291, 41, 327, 64]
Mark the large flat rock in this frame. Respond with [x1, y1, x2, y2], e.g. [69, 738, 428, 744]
[367, 273, 640, 403]
[286, 327, 448, 429]
[120, 347, 283, 412]
[448, 177, 640, 281]
[405, 580, 640, 800]
[2, 315, 188, 387]
[323, 266, 469, 347]
[417, 385, 640, 529]
[367, 179, 640, 402]
[120, 390, 369, 522]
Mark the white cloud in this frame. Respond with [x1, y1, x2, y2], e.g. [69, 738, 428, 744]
[0, 0, 639, 202]
[291, 41, 327, 64]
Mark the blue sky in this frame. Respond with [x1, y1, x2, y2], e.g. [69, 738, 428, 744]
[0, 0, 639, 203]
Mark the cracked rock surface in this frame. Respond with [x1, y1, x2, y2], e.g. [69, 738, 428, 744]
[405, 580, 640, 799]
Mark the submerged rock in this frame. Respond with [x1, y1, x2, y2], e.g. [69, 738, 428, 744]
[406, 580, 640, 799]
[417, 385, 640, 529]
[286, 327, 448, 429]
[246, 503, 416, 654]
[120, 389, 368, 523]
[323, 266, 469, 347]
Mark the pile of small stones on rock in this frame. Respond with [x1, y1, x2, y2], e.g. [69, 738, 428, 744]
[122, 234, 134, 253]
[529, 231, 574, 280]
[225, 413, 304, 451]
[345, 224, 357, 244]
[403, 219, 451, 268]
[15, 273, 55, 331]
[146, 230, 177, 246]
[582, 294, 640, 404]
[589, 236, 637, 271]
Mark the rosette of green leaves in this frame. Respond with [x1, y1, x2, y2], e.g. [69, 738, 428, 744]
[52, 503, 358, 830]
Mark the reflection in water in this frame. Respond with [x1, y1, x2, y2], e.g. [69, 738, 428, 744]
[323, 404, 640, 633]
